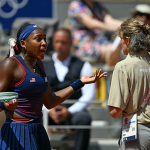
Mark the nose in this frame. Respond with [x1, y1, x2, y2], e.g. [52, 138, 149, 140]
[41, 39, 47, 47]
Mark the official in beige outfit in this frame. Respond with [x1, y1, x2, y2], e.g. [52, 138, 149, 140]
[108, 18, 150, 150]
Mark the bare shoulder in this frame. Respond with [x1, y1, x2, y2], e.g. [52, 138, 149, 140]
[0, 57, 19, 72]
[0, 57, 21, 91]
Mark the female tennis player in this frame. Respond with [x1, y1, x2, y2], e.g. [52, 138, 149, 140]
[0, 23, 107, 150]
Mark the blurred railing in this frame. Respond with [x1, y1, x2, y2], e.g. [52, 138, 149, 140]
[42, 99, 107, 130]
[42, 99, 118, 131]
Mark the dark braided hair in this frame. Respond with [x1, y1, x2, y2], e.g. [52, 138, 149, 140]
[6, 23, 30, 58]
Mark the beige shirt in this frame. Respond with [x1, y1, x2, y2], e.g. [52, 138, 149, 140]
[108, 54, 150, 124]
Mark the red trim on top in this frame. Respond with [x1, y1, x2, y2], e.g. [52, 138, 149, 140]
[9, 56, 26, 87]
[37, 62, 46, 75]
[13, 119, 31, 123]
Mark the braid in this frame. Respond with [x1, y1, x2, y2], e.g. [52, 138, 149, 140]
[6, 23, 31, 58]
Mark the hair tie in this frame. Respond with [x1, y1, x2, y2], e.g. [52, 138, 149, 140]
[14, 45, 19, 52]
[8, 38, 16, 57]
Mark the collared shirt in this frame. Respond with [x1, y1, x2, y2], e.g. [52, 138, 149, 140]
[51, 52, 96, 114]
[108, 54, 150, 124]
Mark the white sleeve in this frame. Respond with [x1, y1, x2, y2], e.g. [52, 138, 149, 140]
[68, 62, 96, 114]
[112, 36, 121, 51]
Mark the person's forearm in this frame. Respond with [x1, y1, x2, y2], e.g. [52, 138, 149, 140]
[44, 86, 74, 109]
[79, 13, 119, 31]
[104, 15, 122, 31]
[110, 18, 122, 29]
[52, 86, 75, 107]
[68, 102, 87, 114]
[107, 42, 122, 67]
[0, 108, 3, 112]
[109, 106, 122, 119]
[81, 17, 116, 31]
[94, 20, 116, 31]
[44, 69, 106, 109]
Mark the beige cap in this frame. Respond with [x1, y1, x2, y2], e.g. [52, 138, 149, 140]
[135, 4, 150, 14]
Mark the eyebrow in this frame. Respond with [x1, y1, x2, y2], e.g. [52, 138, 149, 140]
[31, 33, 46, 37]
[35, 34, 46, 36]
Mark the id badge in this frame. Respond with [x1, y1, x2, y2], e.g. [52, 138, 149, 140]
[121, 113, 137, 142]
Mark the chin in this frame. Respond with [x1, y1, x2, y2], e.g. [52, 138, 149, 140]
[38, 55, 44, 60]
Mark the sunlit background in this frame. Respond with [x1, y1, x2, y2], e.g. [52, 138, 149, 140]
[0, 1, 150, 150]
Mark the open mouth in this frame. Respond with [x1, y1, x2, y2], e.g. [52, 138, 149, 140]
[39, 50, 46, 57]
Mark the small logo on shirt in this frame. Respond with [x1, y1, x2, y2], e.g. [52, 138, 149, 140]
[30, 78, 36, 82]
[33, 25, 38, 28]
[140, 69, 150, 72]
[45, 77, 48, 82]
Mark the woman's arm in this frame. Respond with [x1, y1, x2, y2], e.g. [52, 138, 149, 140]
[0, 57, 22, 91]
[43, 84, 74, 109]
[104, 14, 122, 31]
[76, 13, 122, 31]
[0, 58, 19, 110]
[109, 106, 122, 118]
[107, 41, 122, 67]
[43, 70, 107, 109]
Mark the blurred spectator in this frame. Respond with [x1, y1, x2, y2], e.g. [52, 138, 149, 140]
[108, 4, 150, 67]
[44, 28, 96, 150]
[68, 0, 122, 63]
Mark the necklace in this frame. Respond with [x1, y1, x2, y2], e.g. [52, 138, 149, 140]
[20, 55, 36, 73]
[33, 65, 36, 73]
[26, 61, 36, 73]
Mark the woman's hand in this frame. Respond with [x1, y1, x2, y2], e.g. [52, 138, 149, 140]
[80, 69, 107, 84]
[4, 99, 18, 111]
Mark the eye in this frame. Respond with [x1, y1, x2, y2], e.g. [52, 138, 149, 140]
[36, 37, 42, 42]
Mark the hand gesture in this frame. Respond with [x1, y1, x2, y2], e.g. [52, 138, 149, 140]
[4, 99, 18, 111]
[49, 105, 71, 124]
[49, 106, 60, 124]
[80, 69, 107, 84]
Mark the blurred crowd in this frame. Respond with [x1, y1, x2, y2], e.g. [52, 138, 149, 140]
[0, 2, 150, 68]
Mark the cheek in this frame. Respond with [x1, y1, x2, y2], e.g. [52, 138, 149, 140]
[122, 45, 128, 55]
[121, 40, 125, 49]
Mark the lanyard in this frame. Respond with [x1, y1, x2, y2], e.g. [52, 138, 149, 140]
[141, 88, 150, 108]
